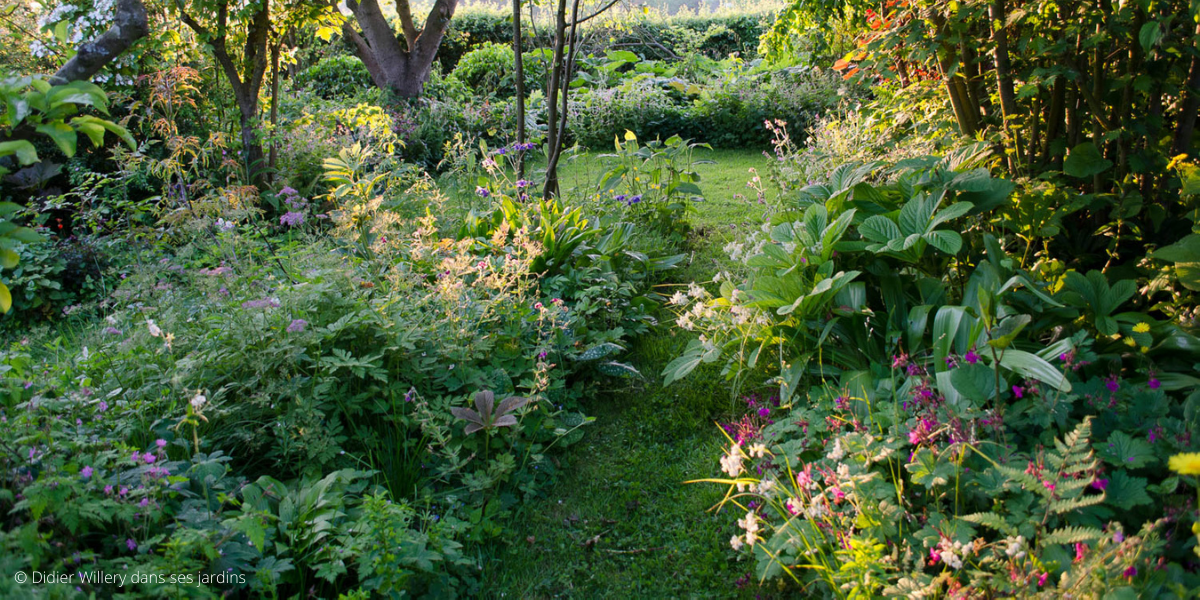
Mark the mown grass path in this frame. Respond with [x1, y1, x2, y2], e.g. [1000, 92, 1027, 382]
[482, 149, 773, 598]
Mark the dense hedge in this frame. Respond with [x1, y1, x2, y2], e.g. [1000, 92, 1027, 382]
[437, 13, 770, 71]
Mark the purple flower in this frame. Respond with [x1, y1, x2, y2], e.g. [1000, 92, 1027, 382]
[81, 466, 93, 479]
[280, 186, 298, 197]
[104, 327, 122, 335]
[126, 539, 137, 551]
[516, 179, 530, 189]
[280, 211, 305, 227]
[1123, 566, 1137, 578]
[964, 349, 979, 365]
[156, 439, 166, 448]
[131, 451, 141, 463]
[476, 186, 490, 198]
[144, 454, 156, 464]
[139, 498, 150, 508]
[104, 485, 113, 495]
[1091, 478, 1108, 491]
[1148, 377, 1160, 390]
[97, 401, 108, 412]
[757, 407, 770, 418]
[1105, 375, 1120, 393]
[1012, 385, 1024, 399]
[286, 319, 307, 333]
[241, 297, 281, 309]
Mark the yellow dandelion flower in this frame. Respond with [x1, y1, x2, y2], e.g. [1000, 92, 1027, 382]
[1141, 346, 1150, 353]
[1133, 322, 1150, 333]
[1124, 337, 1137, 347]
[1169, 453, 1200, 475]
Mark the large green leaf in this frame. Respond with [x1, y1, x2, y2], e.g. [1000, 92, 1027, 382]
[35, 121, 77, 157]
[1150, 234, 1200, 264]
[0, 140, 38, 165]
[998, 349, 1071, 391]
[1063, 142, 1112, 179]
[1095, 431, 1156, 469]
[924, 229, 962, 255]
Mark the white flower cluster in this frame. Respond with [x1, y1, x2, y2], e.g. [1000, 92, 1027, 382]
[937, 538, 973, 570]
[731, 510, 760, 549]
[719, 444, 743, 477]
[1004, 535, 1027, 559]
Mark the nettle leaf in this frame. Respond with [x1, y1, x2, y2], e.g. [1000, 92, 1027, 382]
[1095, 431, 1156, 469]
[1063, 142, 1112, 179]
[1105, 470, 1151, 510]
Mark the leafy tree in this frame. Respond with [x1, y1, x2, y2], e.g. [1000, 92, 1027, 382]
[175, 0, 336, 187]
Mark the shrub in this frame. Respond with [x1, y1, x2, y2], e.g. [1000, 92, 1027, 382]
[293, 55, 374, 99]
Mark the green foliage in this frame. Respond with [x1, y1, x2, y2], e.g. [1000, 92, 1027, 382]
[293, 55, 373, 99]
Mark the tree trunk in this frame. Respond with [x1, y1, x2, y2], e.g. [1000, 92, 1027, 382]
[513, 0, 526, 178]
[178, 0, 271, 188]
[269, 40, 281, 180]
[1172, 23, 1200, 157]
[51, 0, 148, 84]
[542, 0, 568, 199]
[989, 0, 1021, 172]
[342, 0, 458, 98]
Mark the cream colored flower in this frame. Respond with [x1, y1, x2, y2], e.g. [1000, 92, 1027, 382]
[720, 445, 744, 477]
[146, 319, 162, 338]
[730, 534, 744, 550]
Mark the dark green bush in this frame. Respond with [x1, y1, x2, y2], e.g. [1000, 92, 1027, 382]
[294, 55, 374, 99]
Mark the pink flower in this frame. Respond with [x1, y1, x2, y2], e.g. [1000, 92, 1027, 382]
[1091, 478, 1108, 491]
[130, 451, 141, 463]
[1037, 572, 1048, 586]
[104, 485, 113, 495]
[156, 439, 167, 448]
[1012, 385, 1024, 399]
[1074, 542, 1087, 562]
[80, 466, 93, 479]
[1123, 566, 1137, 578]
[1105, 375, 1120, 393]
[964, 349, 979, 365]
[144, 454, 156, 464]
[1042, 481, 1056, 492]
[286, 319, 307, 333]
[1149, 377, 1160, 390]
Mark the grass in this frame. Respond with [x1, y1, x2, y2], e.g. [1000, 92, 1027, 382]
[477, 148, 776, 598]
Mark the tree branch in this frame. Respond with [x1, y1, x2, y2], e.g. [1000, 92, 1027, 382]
[569, 0, 619, 27]
[50, 0, 148, 84]
[395, 0, 419, 50]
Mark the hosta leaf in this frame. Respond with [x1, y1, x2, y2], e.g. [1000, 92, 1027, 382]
[1095, 431, 1156, 469]
[999, 349, 1071, 391]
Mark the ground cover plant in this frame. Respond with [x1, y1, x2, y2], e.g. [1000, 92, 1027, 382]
[1, 0, 1199, 597]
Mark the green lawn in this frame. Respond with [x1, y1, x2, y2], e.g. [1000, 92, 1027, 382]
[479, 148, 775, 598]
